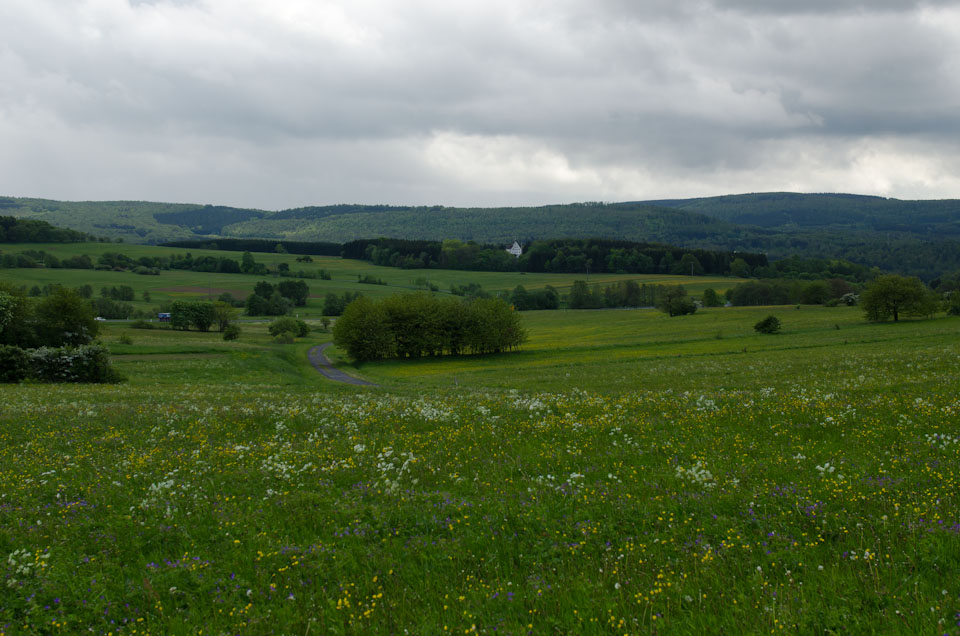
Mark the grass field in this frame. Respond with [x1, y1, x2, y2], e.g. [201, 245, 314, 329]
[1, 242, 731, 319]
[1, 265, 959, 634]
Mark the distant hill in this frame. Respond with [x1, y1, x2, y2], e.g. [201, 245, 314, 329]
[4, 193, 960, 279]
[648, 192, 960, 236]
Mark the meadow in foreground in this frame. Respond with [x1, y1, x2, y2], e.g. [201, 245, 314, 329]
[1, 310, 959, 634]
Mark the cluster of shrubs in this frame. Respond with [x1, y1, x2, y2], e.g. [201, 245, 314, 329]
[0, 285, 122, 383]
[0, 344, 122, 383]
[268, 317, 310, 344]
[245, 280, 309, 316]
[449, 282, 489, 299]
[510, 285, 560, 310]
[333, 293, 526, 362]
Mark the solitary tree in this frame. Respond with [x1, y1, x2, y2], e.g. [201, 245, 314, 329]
[860, 275, 934, 322]
[657, 285, 696, 317]
[212, 301, 237, 332]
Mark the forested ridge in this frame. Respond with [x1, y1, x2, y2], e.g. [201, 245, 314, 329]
[5, 193, 960, 278]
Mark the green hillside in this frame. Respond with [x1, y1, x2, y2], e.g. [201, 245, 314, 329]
[651, 192, 960, 236]
[0, 197, 260, 244]
[6, 193, 960, 279]
[225, 202, 740, 246]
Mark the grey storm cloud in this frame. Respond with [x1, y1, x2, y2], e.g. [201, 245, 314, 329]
[2, 0, 960, 208]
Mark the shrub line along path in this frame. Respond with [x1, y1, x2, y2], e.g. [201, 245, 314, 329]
[307, 343, 378, 386]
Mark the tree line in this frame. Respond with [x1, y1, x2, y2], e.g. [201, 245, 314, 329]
[0, 248, 326, 281]
[0, 216, 93, 243]
[333, 293, 526, 362]
[161, 238, 341, 256]
[341, 237, 770, 276]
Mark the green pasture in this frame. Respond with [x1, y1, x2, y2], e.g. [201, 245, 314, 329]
[1, 242, 731, 319]
[2, 280, 959, 634]
[336, 304, 960, 393]
[67, 303, 959, 397]
[101, 322, 337, 390]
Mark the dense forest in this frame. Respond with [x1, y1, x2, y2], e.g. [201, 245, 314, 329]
[161, 238, 341, 256]
[0, 216, 93, 243]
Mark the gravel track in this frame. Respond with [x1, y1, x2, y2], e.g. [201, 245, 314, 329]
[307, 343, 377, 386]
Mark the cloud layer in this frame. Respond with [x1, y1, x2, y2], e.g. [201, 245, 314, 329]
[2, 0, 960, 208]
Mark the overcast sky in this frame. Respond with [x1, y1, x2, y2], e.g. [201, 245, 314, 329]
[3, 0, 960, 209]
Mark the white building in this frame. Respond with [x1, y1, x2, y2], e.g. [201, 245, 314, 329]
[506, 241, 523, 258]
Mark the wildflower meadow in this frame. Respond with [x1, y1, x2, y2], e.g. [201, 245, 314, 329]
[1, 308, 959, 634]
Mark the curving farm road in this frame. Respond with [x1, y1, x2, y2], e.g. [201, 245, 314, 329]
[307, 343, 378, 386]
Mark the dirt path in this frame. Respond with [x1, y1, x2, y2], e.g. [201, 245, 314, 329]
[307, 343, 378, 387]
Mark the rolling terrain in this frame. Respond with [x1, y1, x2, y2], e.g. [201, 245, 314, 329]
[5, 193, 960, 278]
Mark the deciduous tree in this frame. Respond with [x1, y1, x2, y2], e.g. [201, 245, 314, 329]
[861, 275, 934, 322]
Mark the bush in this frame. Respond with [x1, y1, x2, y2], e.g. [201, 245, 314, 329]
[273, 330, 296, 344]
[0, 345, 30, 383]
[358, 274, 385, 285]
[130, 319, 155, 330]
[754, 315, 781, 334]
[268, 317, 309, 338]
[222, 324, 241, 341]
[28, 345, 124, 383]
[118, 333, 133, 345]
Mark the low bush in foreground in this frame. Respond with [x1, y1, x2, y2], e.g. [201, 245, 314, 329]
[0, 343, 124, 383]
[0, 344, 29, 382]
